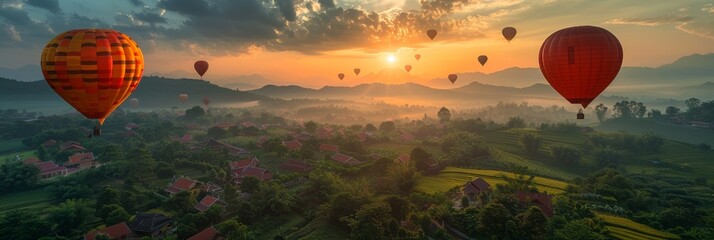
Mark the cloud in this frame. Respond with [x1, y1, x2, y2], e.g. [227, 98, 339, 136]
[275, 0, 297, 21]
[133, 10, 168, 25]
[24, 0, 60, 13]
[127, 0, 143, 7]
[676, 20, 714, 40]
[604, 15, 693, 26]
[317, 0, 335, 9]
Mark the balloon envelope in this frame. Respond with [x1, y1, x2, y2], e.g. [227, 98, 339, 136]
[354, 68, 361, 76]
[194, 60, 209, 77]
[427, 29, 437, 40]
[179, 93, 189, 103]
[404, 65, 412, 73]
[502, 27, 517, 42]
[129, 98, 139, 107]
[538, 26, 623, 108]
[448, 74, 457, 84]
[202, 97, 210, 106]
[338, 73, 345, 80]
[415, 54, 421, 61]
[478, 55, 488, 66]
[41, 29, 144, 126]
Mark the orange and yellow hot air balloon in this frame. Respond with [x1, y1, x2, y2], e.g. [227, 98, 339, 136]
[41, 29, 144, 136]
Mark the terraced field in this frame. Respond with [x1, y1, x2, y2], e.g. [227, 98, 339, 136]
[0, 188, 52, 213]
[414, 167, 569, 194]
[597, 213, 680, 240]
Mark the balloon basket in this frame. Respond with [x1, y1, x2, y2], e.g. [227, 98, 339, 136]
[577, 112, 585, 119]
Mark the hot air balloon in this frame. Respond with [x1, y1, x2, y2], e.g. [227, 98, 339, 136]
[502, 27, 517, 42]
[202, 97, 210, 106]
[129, 98, 139, 108]
[179, 93, 189, 103]
[478, 55, 488, 66]
[194, 60, 208, 79]
[538, 26, 623, 119]
[41, 29, 144, 136]
[415, 54, 421, 61]
[354, 68, 361, 76]
[338, 73, 345, 80]
[404, 65, 412, 73]
[427, 29, 437, 40]
[448, 74, 457, 84]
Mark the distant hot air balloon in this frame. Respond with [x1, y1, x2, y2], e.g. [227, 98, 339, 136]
[478, 55, 488, 66]
[539, 26, 623, 119]
[194, 60, 209, 79]
[41, 29, 144, 136]
[354, 68, 361, 76]
[415, 54, 421, 61]
[502, 27, 517, 42]
[202, 97, 210, 106]
[338, 73, 345, 80]
[404, 65, 412, 73]
[427, 29, 437, 40]
[448, 74, 457, 84]
[179, 93, 189, 103]
[129, 98, 139, 108]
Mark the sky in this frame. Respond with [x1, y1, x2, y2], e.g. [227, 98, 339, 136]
[0, 0, 713, 87]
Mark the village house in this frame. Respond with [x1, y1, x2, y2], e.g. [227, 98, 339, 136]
[33, 161, 67, 179]
[164, 177, 201, 197]
[463, 178, 492, 201]
[83, 221, 132, 240]
[515, 191, 554, 217]
[22, 157, 40, 165]
[230, 156, 260, 170]
[41, 139, 57, 148]
[318, 143, 339, 153]
[241, 121, 257, 128]
[128, 213, 174, 238]
[195, 139, 250, 157]
[64, 152, 98, 170]
[172, 133, 193, 144]
[279, 159, 314, 173]
[188, 226, 226, 240]
[395, 154, 410, 164]
[283, 139, 302, 151]
[194, 195, 227, 212]
[213, 122, 236, 130]
[290, 132, 313, 142]
[232, 166, 273, 184]
[331, 153, 361, 165]
[400, 132, 416, 142]
[59, 141, 87, 153]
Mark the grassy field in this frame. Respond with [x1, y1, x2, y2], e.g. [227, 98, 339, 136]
[414, 167, 569, 194]
[365, 142, 441, 156]
[0, 188, 53, 214]
[597, 213, 680, 240]
[596, 118, 714, 146]
[287, 218, 349, 240]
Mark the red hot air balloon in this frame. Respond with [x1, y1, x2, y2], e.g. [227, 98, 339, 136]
[415, 54, 421, 61]
[338, 73, 345, 80]
[202, 97, 210, 106]
[539, 26, 623, 118]
[404, 65, 412, 73]
[448, 74, 457, 84]
[502, 27, 517, 42]
[179, 93, 189, 103]
[194, 60, 209, 79]
[129, 98, 139, 108]
[478, 55, 488, 66]
[354, 68, 361, 76]
[41, 29, 144, 136]
[427, 29, 437, 40]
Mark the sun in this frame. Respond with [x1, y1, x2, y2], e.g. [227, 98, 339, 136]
[387, 55, 397, 63]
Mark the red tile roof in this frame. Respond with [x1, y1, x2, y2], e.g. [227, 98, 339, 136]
[232, 166, 272, 182]
[241, 122, 256, 128]
[203, 139, 248, 156]
[515, 191, 554, 217]
[230, 157, 259, 169]
[188, 226, 225, 240]
[42, 139, 57, 147]
[34, 161, 66, 175]
[331, 153, 360, 165]
[165, 177, 197, 194]
[400, 132, 416, 142]
[66, 152, 95, 165]
[282, 139, 302, 151]
[318, 144, 339, 152]
[357, 132, 368, 142]
[22, 157, 41, 165]
[194, 195, 219, 212]
[395, 154, 410, 164]
[279, 159, 313, 173]
[463, 178, 491, 195]
[59, 141, 86, 152]
[84, 222, 131, 240]
[213, 122, 236, 129]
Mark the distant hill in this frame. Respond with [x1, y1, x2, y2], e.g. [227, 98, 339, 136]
[0, 65, 43, 82]
[0, 76, 266, 114]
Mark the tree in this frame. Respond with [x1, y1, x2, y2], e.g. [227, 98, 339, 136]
[437, 107, 451, 123]
[162, 191, 196, 214]
[0, 162, 39, 194]
[665, 106, 680, 117]
[185, 106, 205, 119]
[685, 98, 701, 111]
[100, 144, 124, 163]
[155, 162, 176, 178]
[240, 176, 260, 194]
[613, 101, 633, 118]
[345, 202, 396, 240]
[217, 220, 254, 240]
[550, 145, 581, 165]
[328, 192, 364, 227]
[507, 116, 526, 128]
[37, 145, 48, 161]
[520, 132, 542, 154]
[96, 186, 120, 210]
[477, 203, 515, 238]
[207, 126, 228, 139]
[379, 121, 396, 133]
[410, 147, 433, 172]
[384, 195, 411, 221]
[176, 213, 208, 239]
[251, 182, 295, 215]
[554, 219, 607, 240]
[48, 199, 95, 236]
[649, 109, 662, 118]
[104, 206, 130, 225]
[594, 104, 608, 122]
[517, 206, 547, 239]
[0, 210, 52, 240]
[594, 147, 625, 167]
[304, 121, 318, 133]
[365, 123, 378, 132]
